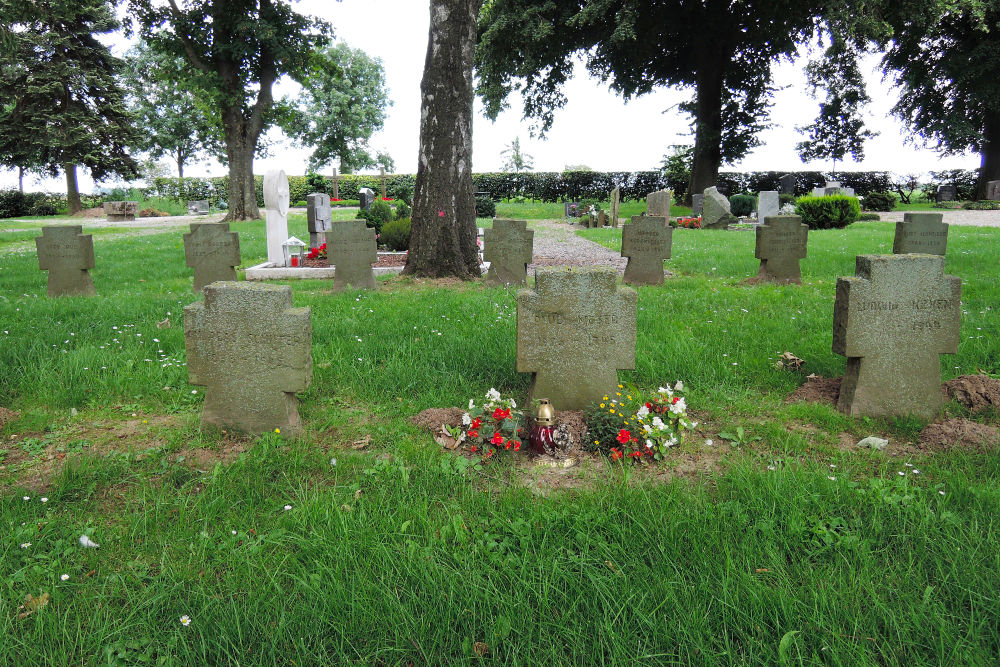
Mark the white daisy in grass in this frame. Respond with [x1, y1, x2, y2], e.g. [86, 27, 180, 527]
[180, 615, 191, 626]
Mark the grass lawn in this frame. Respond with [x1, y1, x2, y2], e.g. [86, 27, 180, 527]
[0, 211, 998, 664]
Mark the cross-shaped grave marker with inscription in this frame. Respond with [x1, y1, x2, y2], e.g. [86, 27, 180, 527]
[183, 222, 241, 293]
[754, 215, 808, 284]
[484, 219, 533, 286]
[184, 282, 312, 434]
[833, 254, 961, 419]
[893, 212, 949, 256]
[621, 216, 672, 286]
[326, 220, 377, 291]
[306, 193, 333, 248]
[35, 226, 96, 297]
[517, 267, 637, 410]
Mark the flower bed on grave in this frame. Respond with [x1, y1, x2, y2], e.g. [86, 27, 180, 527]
[302, 242, 407, 269]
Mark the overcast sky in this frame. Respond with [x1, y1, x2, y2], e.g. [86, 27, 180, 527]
[3, 0, 982, 193]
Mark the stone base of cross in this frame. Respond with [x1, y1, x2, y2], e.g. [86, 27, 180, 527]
[754, 215, 808, 284]
[35, 226, 96, 297]
[326, 220, 377, 291]
[183, 222, 241, 293]
[621, 216, 672, 286]
[483, 219, 533, 286]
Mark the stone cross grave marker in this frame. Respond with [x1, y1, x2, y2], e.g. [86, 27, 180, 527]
[484, 219, 534, 286]
[105, 201, 137, 222]
[702, 187, 737, 229]
[326, 220, 377, 291]
[184, 282, 312, 434]
[779, 174, 796, 195]
[646, 189, 671, 218]
[833, 254, 961, 419]
[35, 225, 96, 297]
[330, 167, 349, 201]
[935, 185, 956, 203]
[893, 212, 949, 256]
[517, 267, 637, 410]
[988, 180, 1000, 201]
[621, 216, 672, 286]
[610, 186, 621, 228]
[757, 191, 779, 221]
[184, 222, 241, 293]
[263, 169, 289, 266]
[306, 193, 332, 248]
[754, 215, 808, 284]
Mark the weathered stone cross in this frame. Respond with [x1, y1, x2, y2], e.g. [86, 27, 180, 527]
[483, 219, 533, 286]
[184, 282, 312, 434]
[621, 215, 672, 286]
[754, 215, 808, 284]
[833, 254, 961, 418]
[306, 193, 332, 248]
[326, 220, 377, 291]
[893, 212, 949, 256]
[183, 222, 241, 293]
[517, 267, 637, 410]
[35, 225, 96, 297]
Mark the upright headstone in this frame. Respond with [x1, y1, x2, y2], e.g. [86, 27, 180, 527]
[692, 194, 704, 217]
[185, 282, 311, 434]
[597, 210, 608, 227]
[757, 191, 780, 221]
[517, 267, 637, 410]
[754, 215, 808, 284]
[621, 216, 672, 286]
[646, 189, 671, 218]
[813, 182, 855, 197]
[263, 169, 289, 266]
[484, 219, 534, 286]
[779, 174, 796, 195]
[105, 201, 138, 222]
[935, 185, 956, 203]
[833, 254, 961, 419]
[564, 202, 581, 218]
[701, 187, 737, 229]
[326, 220, 377, 291]
[35, 226, 96, 297]
[987, 180, 1000, 201]
[359, 188, 375, 210]
[893, 212, 948, 256]
[610, 187, 621, 228]
[187, 200, 210, 216]
[183, 222, 241, 293]
[306, 193, 332, 248]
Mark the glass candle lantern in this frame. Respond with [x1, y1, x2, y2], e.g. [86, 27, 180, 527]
[281, 236, 307, 267]
[529, 398, 557, 455]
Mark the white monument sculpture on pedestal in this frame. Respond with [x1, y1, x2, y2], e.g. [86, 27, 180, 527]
[264, 169, 290, 266]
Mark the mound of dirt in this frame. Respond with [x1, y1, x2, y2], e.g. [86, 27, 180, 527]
[944, 375, 1000, 413]
[0, 407, 18, 428]
[918, 419, 999, 452]
[409, 407, 466, 432]
[786, 376, 841, 406]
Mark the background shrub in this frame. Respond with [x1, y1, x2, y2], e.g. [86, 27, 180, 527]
[394, 200, 411, 220]
[357, 198, 392, 234]
[474, 194, 496, 218]
[861, 191, 895, 211]
[779, 193, 797, 207]
[962, 200, 1000, 210]
[381, 218, 411, 251]
[794, 195, 861, 229]
[729, 194, 756, 217]
[857, 212, 882, 222]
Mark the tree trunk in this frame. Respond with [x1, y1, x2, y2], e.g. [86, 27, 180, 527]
[222, 108, 261, 221]
[976, 114, 1000, 199]
[18, 166, 24, 193]
[402, 0, 483, 279]
[686, 53, 726, 205]
[65, 163, 82, 215]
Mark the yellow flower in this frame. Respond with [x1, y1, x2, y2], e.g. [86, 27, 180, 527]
[603, 395, 609, 400]
[624, 421, 629, 426]
[594, 440, 599, 445]
[274, 428, 280, 434]
[609, 409, 615, 414]
[618, 384, 623, 389]
[627, 395, 632, 400]
[616, 392, 622, 397]
[600, 403, 606, 408]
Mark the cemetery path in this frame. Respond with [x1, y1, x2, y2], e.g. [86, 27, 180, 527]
[529, 219, 628, 274]
[876, 210, 1000, 227]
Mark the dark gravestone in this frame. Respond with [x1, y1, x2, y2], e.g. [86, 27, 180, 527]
[358, 188, 375, 210]
[621, 216, 672, 286]
[517, 267, 636, 411]
[833, 254, 961, 419]
[184, 282, 312, 434]
[35, 226, 96, 297]
[183, 222, 241, 293]
[483, 219, 534, 286]
[754, 215, 808, 284]
[988, 180, 1000, 201]
[691, 194, 704, 217]
[326, 220, 377, 291]
[187, 200, 210, 215]
[893, 212, 949, 256]
[105, 201, 137, 221]
[935, 185, 956, 203]
[306, 193, 332, 248]
[779, 174, 796, 195]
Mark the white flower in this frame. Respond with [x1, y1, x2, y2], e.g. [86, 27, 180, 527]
[60, 574, 69, 581]
[486, 388, 501, 402]
[231, 530, 237, 535]
[191, 390, 197, 394]
[469, 398, 475, 410]
[674, 380, 684, 391]
[643, 424, 653, 434]
[669, 398, 687, 414]
[705, 439, 714, 446]
[20, 542, 30, 549]
[40, 497, 48, 503]
[330, 458, 337, 466]
[22, 496, 29, 501]
[652, 417, 666, 430]
[180, 615, 191, 627]
[912, 469, 920, 474]
[939, 490, 946, 496]
[508, 399, 517, 409]
[827, 476, 836, 481]
[898, 471, 905, 476]
[461, 413, 472, 426]
[636, 405, 650, 418]
[283, 504, 292, 511]
[79, 535, 99, 548]
[646, 439, 653, 448]
[657, 386, 669, 394]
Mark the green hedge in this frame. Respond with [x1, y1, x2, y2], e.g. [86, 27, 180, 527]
[861, 191, 895, 212]
[381, 218, 411, 251]
[794, 195, 861, 229]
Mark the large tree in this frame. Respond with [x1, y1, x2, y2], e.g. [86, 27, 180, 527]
[403, 0, 484, 279]
[130, 0, 330, 220]
[0, 0, 139, 213]
[283, 43, 392, 174]
[876, 1, 1000, 199]
[476, 0, 827, 201]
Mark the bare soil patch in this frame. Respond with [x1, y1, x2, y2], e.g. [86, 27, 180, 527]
[0, 407, 19, 428]
[944, 375, 1000, 413]
[787, 376, 841, 406]
[917, 419, 1000, 452]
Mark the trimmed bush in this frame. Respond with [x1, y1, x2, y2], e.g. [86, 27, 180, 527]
[779, 193, 797, 207]
[474, 194, 496, 218]
[962, 200, 1000, 210]
[794, 195, 861, 229]
[394, 200, 411, 220]
[857, 212, 881, 222]
[381, 218, 411, 251]
[862, 191, 895, 212]
[729, 194, 756, 217]
[357, 198, 392, 234]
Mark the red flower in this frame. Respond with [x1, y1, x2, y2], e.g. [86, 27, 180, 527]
[382, 197, 394, 201]
[645, 402, 652, 409]
[610, 448, 622, 461]
[492, 407, 510, 421]
[330, 198, 342, 202]
[470, 417, 482, 429]
[672, 396, 680, 404]
[468, 429, 479, 439]
[470, 445, 477, 453]
[616, 429, 631, 444]
[490, 432, 504, 445]
[514, 441, 521, 452]
[486, 449, 494, 458]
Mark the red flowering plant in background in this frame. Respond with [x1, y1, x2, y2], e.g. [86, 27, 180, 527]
[672, 216, 701, 229]
[446, 388, 525, 459]
[306, 242, 327, 260]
